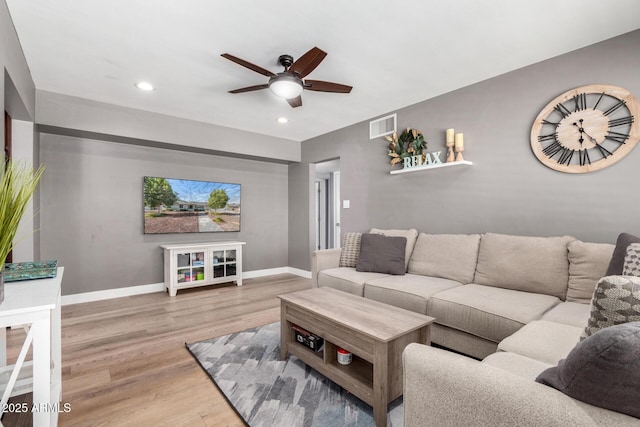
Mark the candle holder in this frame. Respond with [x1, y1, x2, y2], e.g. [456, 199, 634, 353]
[455, 145, 465, 162]
[446, 141, 455, 163]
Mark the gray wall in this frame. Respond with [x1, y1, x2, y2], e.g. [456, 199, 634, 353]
[1, 0, 34, 123]
[2, 0, 39, 262]
[288, 162, 315, 269]
[36, 90, 301, 163]
[292, 29, 640, 271]
[40, 133, 289, 295]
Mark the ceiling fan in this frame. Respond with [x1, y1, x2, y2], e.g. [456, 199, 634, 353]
[221, 47, 352, 108]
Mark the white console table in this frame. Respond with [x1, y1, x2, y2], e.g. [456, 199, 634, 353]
[161, 242, 245, 296]
[0, 267, 63, 427]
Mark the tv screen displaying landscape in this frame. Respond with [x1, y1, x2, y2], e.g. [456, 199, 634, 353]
[143, 176, 241, 234]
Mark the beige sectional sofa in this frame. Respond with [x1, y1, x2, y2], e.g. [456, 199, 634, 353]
[312, 230, 611, 359]
[312, 230, 640, 425]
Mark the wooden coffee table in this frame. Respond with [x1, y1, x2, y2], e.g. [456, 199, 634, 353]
[279, 287, 434, 427]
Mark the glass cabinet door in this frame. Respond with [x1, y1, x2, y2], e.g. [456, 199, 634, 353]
[210, 248, 238, 278]
[177, 251, 205, 283]
[226, 250, 237, 276]
[192, 251, 205, 281]
[212, 250, 225, 278]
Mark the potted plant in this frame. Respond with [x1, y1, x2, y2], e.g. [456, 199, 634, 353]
[0, 159, 44, 303]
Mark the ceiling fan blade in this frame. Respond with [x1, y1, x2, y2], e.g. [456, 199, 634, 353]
[287, 96, 302, 108]
[304, 80, 352, 93]
[221, 53, 275, 77]
[228, 84, 269, 94]
[288, 47, 327, 78]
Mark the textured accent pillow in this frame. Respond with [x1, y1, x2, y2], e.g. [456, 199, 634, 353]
[536, 322, 640, 419]
[356, 233, 406, 275]
[582, 275, 640, 339]
[339, 232, 362, 268]
[605, 233, 640, 275]
[566, 240, 615, 304]
[408, 233, 481, 284]
[369, 228, 418, 269]
[622, 243, 640, 276]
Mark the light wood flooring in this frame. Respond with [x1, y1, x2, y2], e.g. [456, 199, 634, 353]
[3, 273, 312, 427]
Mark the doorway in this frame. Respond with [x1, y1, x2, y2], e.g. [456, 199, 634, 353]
[314, 159, 340, 250]
[4, 111, 11, 263]
[4, 111, 11, 162]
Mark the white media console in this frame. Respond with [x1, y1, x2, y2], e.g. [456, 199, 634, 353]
[161, 242, 245, 296]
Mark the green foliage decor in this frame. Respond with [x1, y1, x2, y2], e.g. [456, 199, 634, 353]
[208, 189, 229, 211]
[0, 160, 45, 271]
[144, 177, 178, 213]
[385, 128, 427, 166]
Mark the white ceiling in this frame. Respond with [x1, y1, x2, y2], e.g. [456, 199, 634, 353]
[6, 0, 640, 142]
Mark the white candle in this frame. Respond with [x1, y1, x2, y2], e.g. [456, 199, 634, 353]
[454, 133, 464, 148]
[446, 128, 455, 144]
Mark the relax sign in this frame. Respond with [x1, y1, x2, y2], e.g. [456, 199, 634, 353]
[403, 151, 442, 169]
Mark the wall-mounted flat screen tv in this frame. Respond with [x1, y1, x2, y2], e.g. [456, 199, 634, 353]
[143, 176, 241, 234]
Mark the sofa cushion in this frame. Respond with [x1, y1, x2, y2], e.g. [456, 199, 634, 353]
[482, 352, 553, 380]
[364, 274, 462, 314]
[338, 232, 362, 268]
[582, 275, 640, 339]
[473, 233, 573, 300]
[536, 321, 640, 419]
[540, 302, 591, 328]
[605, 232, 640, 275]
[370, 228, 418, 270]
[566, 240, 614, 303]
[498, 320, 583, 365]
[356, 233, 406, 275]
[622, 243, 640, 276]
[427, 284, 560, 343]
[408, 233, 481, 284]
[317, 267, 389, 296]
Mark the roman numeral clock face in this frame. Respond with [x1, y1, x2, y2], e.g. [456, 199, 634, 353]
[530, 84, 640, 173]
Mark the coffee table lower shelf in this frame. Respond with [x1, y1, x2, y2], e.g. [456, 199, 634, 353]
[286, 338, 375, 404]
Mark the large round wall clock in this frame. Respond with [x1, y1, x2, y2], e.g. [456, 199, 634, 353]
[530, 84, 640, 173]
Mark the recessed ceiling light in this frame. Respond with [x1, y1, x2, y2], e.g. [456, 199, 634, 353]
[276, 117, 289, 124]
[135, 81, 154, 91]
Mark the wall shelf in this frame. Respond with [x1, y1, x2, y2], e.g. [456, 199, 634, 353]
[390, 160, 472, 175]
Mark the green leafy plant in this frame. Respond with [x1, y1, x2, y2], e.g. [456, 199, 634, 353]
[144, 177, 177, 213]
[0, 160, 45, 271]
[208, 189, 229, 211]
[385, 128, 427, 166]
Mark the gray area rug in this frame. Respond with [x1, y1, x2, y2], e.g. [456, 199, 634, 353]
[186, 322, 403, 427]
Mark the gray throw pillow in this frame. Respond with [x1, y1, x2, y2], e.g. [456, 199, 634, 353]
[605, 233, 640, 275]
[582, 275, 640, 339]
[339, 232, 362, 268]
[536, 322, 640, 419]
[356, 233, 406, 275]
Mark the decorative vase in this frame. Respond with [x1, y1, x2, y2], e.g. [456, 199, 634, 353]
[0, 272, 4, 304]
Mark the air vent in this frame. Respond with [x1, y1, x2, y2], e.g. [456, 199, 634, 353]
[369, 113, 397, 139]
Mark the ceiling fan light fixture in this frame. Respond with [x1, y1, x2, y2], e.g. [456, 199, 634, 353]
[135, 81, 154, 91]
[269, 74, 303, 99]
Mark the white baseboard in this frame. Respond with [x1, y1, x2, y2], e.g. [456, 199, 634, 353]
[237, 266, 311, 279]
[286, 267, 312, 278]
[61, 282, 165, 305]
[61, 266, 312, 306]
[243, 266, 289, 279]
